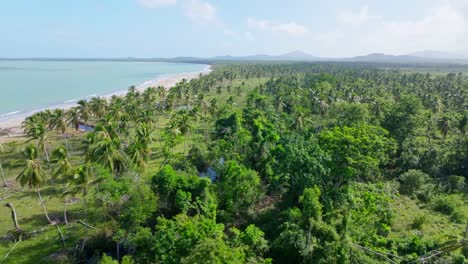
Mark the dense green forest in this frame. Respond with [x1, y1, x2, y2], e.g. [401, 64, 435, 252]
[0, 62, 467, 263]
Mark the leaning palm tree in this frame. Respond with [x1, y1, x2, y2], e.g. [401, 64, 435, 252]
[0, 143, 7, 187]
[16, 144, 52, 224]
[51, 145, 73, 224]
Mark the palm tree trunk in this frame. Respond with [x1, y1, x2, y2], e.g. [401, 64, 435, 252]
[0, 161, 7, 187]
[55, 224, 66, 248]
[63, 200, 69, 225]
[37, 188, 52, 224]
[5, 203, 20, 230]
[63, 133, 70, 158]
[80, 189, 89, 253]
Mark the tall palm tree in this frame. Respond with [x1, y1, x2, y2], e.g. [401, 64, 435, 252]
[50, 109, 70, 155]
[85, 130, 127, 175]
[67, 163, 102, 222]
[77, 100, 90, 124]
[67, 107, 81, 131]
[16, 144, 52, 224]
[23, 118, 50, 161]
[51, 145, 73, 224]
[156, 86, 167, 101]
[0, 143, 7, 187]
[126, 123, 153, 170]
[88, 97, 108, 119]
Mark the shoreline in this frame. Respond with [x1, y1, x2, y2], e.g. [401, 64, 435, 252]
[0, 65, 212, 139]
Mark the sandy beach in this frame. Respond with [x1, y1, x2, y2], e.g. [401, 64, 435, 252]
[0, 65, 211, 140]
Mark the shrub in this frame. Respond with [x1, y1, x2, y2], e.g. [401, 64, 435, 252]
[450, 210, 467, 223]
[399, 170, 430, 196]
[432, 195, 464, 215]
[411, 214, 427, 230]
[448, 175, 466, 193]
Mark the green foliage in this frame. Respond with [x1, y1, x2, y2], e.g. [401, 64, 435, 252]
[318, 124, 396, 189]
[272, 135, 330, 201]
[216, 160, 262, 218]
[153, 214, 225, 264]
[328, 102, 371, 127]
[382, 94, 423, 144]
[410, 214, 427, 229]
[152, 164, 215, 216]
[398, 169, 431, 196]
[447, 175, 466, 193]
[119, 183, 158, 230]
[181, 237, 246, 264]
[432, 194, 465, 218]
[3, 63, 468, 263]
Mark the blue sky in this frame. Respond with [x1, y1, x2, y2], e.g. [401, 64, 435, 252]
[0, 0, 467, 58]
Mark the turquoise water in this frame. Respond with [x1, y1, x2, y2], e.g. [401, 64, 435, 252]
[0, 61, 207, 117]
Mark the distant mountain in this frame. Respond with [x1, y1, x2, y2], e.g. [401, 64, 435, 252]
[4, 50, 467, 64]
[407, 50, 468, 60]
[209, 50, 322, 61]
[278, 50, 322, 61]
[345, 53, 428, 63]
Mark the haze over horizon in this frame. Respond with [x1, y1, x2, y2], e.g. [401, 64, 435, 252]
[1, 0, 467, 58]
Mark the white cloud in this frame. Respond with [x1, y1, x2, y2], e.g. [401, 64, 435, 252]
[182, 0, 216, 23]
[317, 0, 468, 56]
[137, 0, 177, 8]
[247, 18, 308, 37]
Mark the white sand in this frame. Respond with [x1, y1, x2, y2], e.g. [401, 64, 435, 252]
[0, 65, 212, 139]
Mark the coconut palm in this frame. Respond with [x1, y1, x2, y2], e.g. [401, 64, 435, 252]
[50, 109, 70, 155]
[23, 117, 50, 161]
[66, 163, 102, 221]
[76, 100, 90, 123]
[16, 144, 52, 224]
[51, 146, 73, 225]
[85, 130, 128, 175]
[126, 123, 153, 170]
[67, 107, 81, 131]
[0, 143, 7, 187]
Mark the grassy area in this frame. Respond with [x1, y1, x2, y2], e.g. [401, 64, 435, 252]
[390, 196, 467, 242]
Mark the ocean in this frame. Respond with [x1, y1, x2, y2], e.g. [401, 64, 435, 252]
[0, 60, 207, 119]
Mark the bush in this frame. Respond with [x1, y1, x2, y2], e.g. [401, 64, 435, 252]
[448, 175, 466, 193]
[432, 195, 464, 215]
[450, 210, 467, 223]
[411, 214, 427, 230]
[399, 170, 430, 196]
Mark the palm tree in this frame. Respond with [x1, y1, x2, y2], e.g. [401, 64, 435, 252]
[156, 86, 167, 101]
[50, 109, 70, 155]
[51, 145, 73, 224]
[67, 107, 81, 131]
[23, 116, 50, 161]
[0, 143, 7, 187]
[67, 164, 102, 222]
[77, 100, 90, 124]
[88, 97, 108, 119]
[437, 115, 452, 138]
[85, 130, 128, 175]
[126, 123, 153, 170]
[16, 144, 52, 224]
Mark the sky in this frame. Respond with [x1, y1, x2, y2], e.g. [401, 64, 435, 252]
[0, 0, 467, 58]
